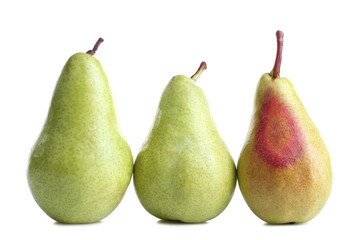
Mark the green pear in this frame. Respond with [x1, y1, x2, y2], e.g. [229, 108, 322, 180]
[134, 62, 236, 223]
[237, 31, 332, 224]
[27, 38, 133, 224]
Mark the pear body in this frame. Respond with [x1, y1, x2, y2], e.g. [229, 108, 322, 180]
[28, 53, 133, 223]
[238, 73, 332, 224]
[134, 75, 236, 223]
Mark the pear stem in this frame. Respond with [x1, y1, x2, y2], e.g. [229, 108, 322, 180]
[86, 38, 104, 56]
[271, 31, 284, 80]
[191, 62, 207, 81]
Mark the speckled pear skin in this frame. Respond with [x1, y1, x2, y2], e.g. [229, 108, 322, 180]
[238, 73, 332, 224]
[28, 53, 133, 224]
[134, 74, 236, 223]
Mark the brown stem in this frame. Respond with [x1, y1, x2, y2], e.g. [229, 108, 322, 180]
[86, 38, 104, 56]
[191, 61, 207, 81]
[271, 31, 284, 80]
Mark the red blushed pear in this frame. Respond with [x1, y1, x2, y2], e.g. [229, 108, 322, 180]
[237, 31, 332, 224]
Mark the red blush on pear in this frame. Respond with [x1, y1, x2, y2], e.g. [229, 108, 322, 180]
[255, 89, 304, 168]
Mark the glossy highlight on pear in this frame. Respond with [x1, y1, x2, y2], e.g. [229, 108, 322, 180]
[237, 30, 332, 224]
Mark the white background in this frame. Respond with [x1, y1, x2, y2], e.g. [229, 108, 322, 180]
[1, 0, 359, 239]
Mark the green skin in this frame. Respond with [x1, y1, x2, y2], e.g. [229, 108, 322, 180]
[28, 53, 133, 224]
[134, 73, 236, 223]
[238, 73, 332, 224]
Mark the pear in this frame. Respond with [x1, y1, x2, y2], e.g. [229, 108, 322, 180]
[134, 62, 236, 223]
[27, 38, 133, 224]
[237, 31, 332, 224]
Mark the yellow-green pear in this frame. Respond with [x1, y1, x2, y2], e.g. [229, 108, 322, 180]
[27, 39, 133, 224]
[134, 62, 236, 223]
[237, 31, 332, 224]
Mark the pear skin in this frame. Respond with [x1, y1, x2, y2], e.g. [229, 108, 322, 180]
[238, 31, 332, 224]
[134, 62, 236, 223]
[28, 39, 133, 224]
